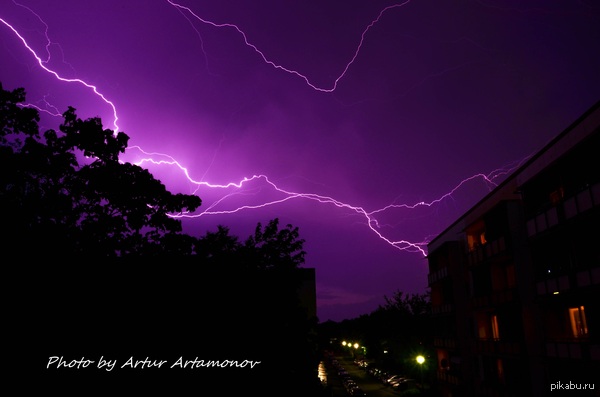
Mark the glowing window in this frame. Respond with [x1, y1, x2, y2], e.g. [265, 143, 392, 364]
[569, 306, 588, 337]
[496, 358, 504, 383]
[491, 315, 500, 340]
[479, 231, 487, 245]
[467, 221, 486, 251]
[467, 235, 478, 251]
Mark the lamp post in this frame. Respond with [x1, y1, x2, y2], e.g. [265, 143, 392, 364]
[342, 340, 364, 359]
[416, 355, 425, 388]
[341, 341, 354, 358]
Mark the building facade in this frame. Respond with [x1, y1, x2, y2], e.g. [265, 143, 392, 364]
[427, 102, 600, 396]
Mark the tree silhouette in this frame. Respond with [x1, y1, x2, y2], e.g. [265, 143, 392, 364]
[373, 290, 433, 369]
[240, 218, 306, 270]
[1, 83, 202, 260]
[1, 82, 311, 265]
[317, 289, 433, 378]
[4, 83, 321, 396]
[381, 289, 431, 317]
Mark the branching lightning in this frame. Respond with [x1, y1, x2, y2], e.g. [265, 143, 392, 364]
[0, 14, 119, 132]
[165, 0, 412, 92]
[1, 1, 526, 259]
[17, 101, 61, 117]
[128, 145, 526, 257]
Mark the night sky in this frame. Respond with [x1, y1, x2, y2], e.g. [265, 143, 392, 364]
[2, 0, 599, 322]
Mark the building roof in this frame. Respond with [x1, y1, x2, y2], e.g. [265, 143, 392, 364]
[427, 100, 600, 253]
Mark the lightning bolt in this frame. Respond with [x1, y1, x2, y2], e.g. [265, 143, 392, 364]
[1, 1, 526, 259]
[10, 0, 75, 72]
[165, 0, 412, 93]
[129, 143, 528, 257]
[0, 15, 119, 132]
[17, 101, 61, 117]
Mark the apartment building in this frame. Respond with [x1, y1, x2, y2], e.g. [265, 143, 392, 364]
[427, 101, 600, 396]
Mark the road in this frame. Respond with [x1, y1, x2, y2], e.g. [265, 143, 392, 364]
[322, 355, 401, 397]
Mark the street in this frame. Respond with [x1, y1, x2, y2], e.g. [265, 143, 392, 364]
[322, 355, 403, 397]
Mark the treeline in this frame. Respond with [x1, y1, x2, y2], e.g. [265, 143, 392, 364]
[318, 289, 434, 379]
[1, 83, 321, 396]
[1, 83, 306, 267]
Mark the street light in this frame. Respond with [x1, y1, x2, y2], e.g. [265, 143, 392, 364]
[416, 355, 425, 388]
[341, 341, 356, 358]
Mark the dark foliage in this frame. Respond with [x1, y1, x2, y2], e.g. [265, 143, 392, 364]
[2, 83, 318, 396]
[1, 83, 202, 260]
[317, 289, 434, 376]
[0, 82, 308, 267]
[193, 219, 306, 271]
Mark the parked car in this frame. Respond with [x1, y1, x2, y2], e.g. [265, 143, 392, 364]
[377, 370, 392, 382]
[349, 386, 367, 396]
[392, 378, 419, 393]
[385, 374, 405, 385]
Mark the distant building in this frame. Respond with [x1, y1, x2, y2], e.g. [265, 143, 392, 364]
[297, 267, 318, 321]
[427, 102, 600, 396]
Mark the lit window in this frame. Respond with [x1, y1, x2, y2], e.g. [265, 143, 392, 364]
[467, 221, 486, 251]
[569, 306, 589, 338]
[467, 235, 478, 251]
[496, 358, 505, 383]
[491, 315, 500, 340]
[550, 187, 564, 205]
[467, 230, 486, 251]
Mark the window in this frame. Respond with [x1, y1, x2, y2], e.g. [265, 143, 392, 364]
[549, 187, 564, 205]
[467, 221, 486, 251]
[475, 313, 488, 339]
[491, 263, 516, 291]
[479, 231, 487, 246]
[496, 358, 505, 383]
[491, 314, 500, 340]
[569, 306, 588, 338]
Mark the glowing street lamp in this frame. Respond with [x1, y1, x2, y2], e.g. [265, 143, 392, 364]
[416, 355, 425, 386]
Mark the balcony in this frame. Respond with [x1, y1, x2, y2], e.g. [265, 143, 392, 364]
[428, 266, 448, 285]
[536, 267, 600, 295]
[545, 339, 600, 360]
[432, 302, 455, 315]
[490, 288, 516, 305]
[436, 369, 460, 386]
[471, 295, 489, 308]
[475, 339, 521, 355]
[527, 181, 600, 237]
[434, 337, 457, 349]
[467, 237, 507, 267]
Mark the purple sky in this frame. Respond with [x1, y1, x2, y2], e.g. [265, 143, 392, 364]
[2, 1, 599, 322]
